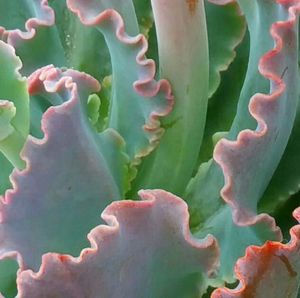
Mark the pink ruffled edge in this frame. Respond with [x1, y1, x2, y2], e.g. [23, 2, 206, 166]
[212, 207, 300, 297]
[0, 66, 100, 270]
[66, 0, 174, 162]
[16, 189, 220, 295]
[0, 0, 54, 47]
[213, 0, 300, 230]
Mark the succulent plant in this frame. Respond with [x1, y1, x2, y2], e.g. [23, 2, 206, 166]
[0, 0, 299, 297]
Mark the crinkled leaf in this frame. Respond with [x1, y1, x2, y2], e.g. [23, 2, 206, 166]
[0, 0, 54, 45]
[67, 0, 173, 165]
[0, 66, 127, 271]
[214, 0, 299, 224]
[213, 207, 300, 298]
[194, 205, 281, 283]
[18, 190, 219, 298]
[186, 0, 300, 283]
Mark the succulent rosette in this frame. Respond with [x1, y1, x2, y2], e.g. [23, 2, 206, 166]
[0, 0, 299, 297]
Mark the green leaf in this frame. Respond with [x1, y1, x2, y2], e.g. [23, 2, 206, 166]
[67, 0, 173, 165]
[186, 0, 299, 284]
[131, 0, 209, 196]
[0, 41, 29, 169]
[205, 0, 246, 98]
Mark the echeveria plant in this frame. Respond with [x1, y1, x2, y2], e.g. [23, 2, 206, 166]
[0, 0, 299, 297]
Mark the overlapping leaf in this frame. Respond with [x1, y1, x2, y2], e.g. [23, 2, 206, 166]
[186, 0, 300, 284]
[0, 41, 29, 175]
[213, 207, 300, 298]
[67, 0, 173, 165]
[18, 190, 219, 298]
[0, 66, 127, 271]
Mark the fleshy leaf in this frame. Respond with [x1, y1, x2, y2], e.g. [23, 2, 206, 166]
[0, 66, 127, 271]
[130, 0, 209, 196]
[205, 0, 246, 97]
[0, 101, 16, 141]
[67, 0, 173, 164]
[18, 190, 219, 298]
[194, 205, 281, 284]
[0, 41, 29, 170]
[197, 30, 249, 164]
[185, 0, 300, 283]
[0, 0, 54, 46]
[214, 0, 300, 225]
[259, 100, 300, 213]
[212, 207, 300, 298]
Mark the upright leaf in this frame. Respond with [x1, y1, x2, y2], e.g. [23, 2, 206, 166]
[131, 0, 209, 196]
[67, 0, 173, 165]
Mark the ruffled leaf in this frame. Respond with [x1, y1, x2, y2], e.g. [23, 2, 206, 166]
[186, 0, 300, 283]
[213, 207, 300, 298]
[214, 0, 300, 225]
[18, 190, 219, 298]
[67, 0, 173, 164]
[0, 66, 127, 271]
[0, 0, 54, 46]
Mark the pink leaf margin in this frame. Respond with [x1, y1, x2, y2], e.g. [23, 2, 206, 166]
[16, 190, 220, 297]
[212, 207, 300, 297]
[67, 0, 174, 162]
[214, 0, 300, 228]
[0, 66, 100, 269]
[0, 0, 54, 47]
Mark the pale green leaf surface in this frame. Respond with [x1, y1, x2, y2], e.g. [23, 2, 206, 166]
[131, 0, 209, 197]
[67, 0, 173, 165]
[186, 0, 298, 283]
[205, 0, 246, 98]
[197, 31, 249, 164]
[0, 41, 29, 170]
